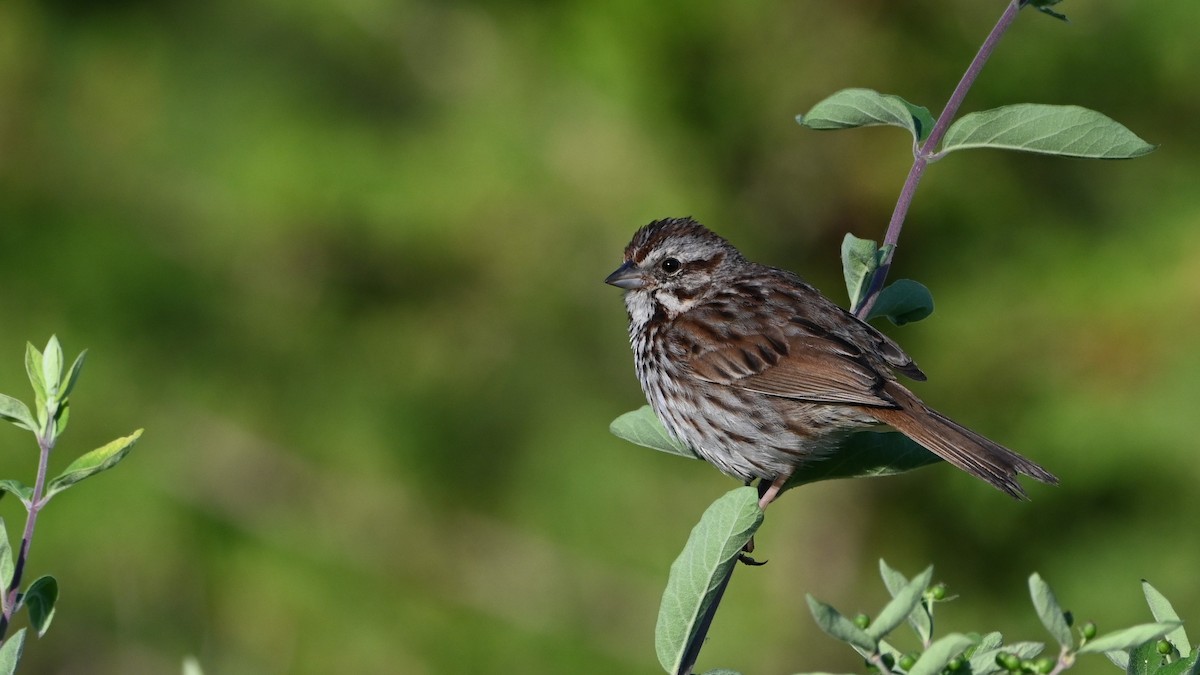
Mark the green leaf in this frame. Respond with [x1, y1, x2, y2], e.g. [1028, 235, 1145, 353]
[0, 395, 35, 433]
[866, 279, 934, 325]
[1150, 650, 1198, 675]
[868, 565, 933, 641]
[0, 519, 11, 613]
[0, 628, 26, 675]
[968, 635, 1042, 675]
[41, 336, 63, 401]
[54, 400, 70, 438]
[1025, 0, 1068, 21]
[1029, 573, 1074, 649]
[907, 633, 976, 675]
[0, 481, 32, 508]
[786, 431, 941, 487]
[806, 595, 877, 653]
[1143, 581, 1191, 656]
[940, 104, 1155, 159]
[1078, 623, 1182, 654]
[611, 409, 940, 484]
[25, 575, 57, 637]
[879, 560, 933, 644]
[656, 487, 762, 674]
[698, 671, 743, 675]
[1107, 650, 1130, 670]
[841, 233, 879, 310]
[609, 407, 696, 459]
[58, 350, 87, 402]
[44, 429, 143, 502]
[24, 343, 46, 429]
[1127, 638, 1166, 675]
[798, 88, 934, 142]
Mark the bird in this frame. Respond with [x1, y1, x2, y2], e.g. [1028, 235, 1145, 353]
[606, 217, 1057, 508]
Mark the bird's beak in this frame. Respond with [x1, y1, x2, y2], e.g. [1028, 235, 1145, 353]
[605, 261, 646, 290]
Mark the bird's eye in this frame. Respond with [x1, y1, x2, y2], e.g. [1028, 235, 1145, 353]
[660, 258, 682, 274]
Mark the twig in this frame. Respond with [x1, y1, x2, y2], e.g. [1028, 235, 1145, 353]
[855, 0, 1024, 319]
[0, 418, 56, 639]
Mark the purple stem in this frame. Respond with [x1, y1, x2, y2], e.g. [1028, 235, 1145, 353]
[855, 0, 1024, 319]
[0, 425, 54, 639]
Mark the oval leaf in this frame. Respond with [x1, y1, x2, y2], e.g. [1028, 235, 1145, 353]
[24, 343, 46, 425]
[41, 336, 63, 401]
[841, 233, 880, 310]
[0, 519, 12, 604]
[907, 633, 977, 675]
[58, 350, 87, 403]
[1127, 637, 1166, 675]
[0, 480, 32, 508]
[656, 487, 762, 674]
[799, 88, 933, 142]
[788, 431, 941, 487]
[0, 628, 26, 675]
[806, 595, 877, 653]
[0, 395, 35, 433]
[44, 429, 143, 501]
[869, 565, 934, 641]
[612, 410, 941, 482]
[25, 575, 57, 638]
[940, 104, 1155, 159]
[1078, 622, 1182, 655]
[878, 560, 933, 644]
[1029, 573, 1074, 649]
[867, 279, 934, 326]
[610, 407, 696, 459]
[1143, 581, 1191, 656]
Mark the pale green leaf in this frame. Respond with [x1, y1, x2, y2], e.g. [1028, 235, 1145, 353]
[907, 633, 976, 675]
[1143, 580, 1191, 655]
[41, 336, 63, 401]
[0, 628, 26, 675]
[806, 595, 877, 653]
[0, 395, 35, 433]
[59, 350, 87, 402]
[1029, 573, 1073, 649]
[24, 343, 46, 428]
[609, 407, 695, 459]
[868, 565, 933, 641]
[25, 575, 57, 638]
[44, 429, 143, 501]
[0, 481, 32, 508]
[941, 104, 1155, 159]
[841, 233, 879, 310]
[1078, 623, 1181, 654]
[798, 88, 933, 142]
[1107, 650, 1130, 670]
[656, 487, 762, 674]
[182, 656, 206, 675]
[0, 519, 11, 609]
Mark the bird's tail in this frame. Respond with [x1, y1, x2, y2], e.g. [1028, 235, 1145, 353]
[872, 385, 1058, 500]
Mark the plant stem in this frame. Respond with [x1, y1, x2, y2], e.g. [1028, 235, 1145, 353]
[854, 0, 1024, 319]
[0, 428, 55, 640]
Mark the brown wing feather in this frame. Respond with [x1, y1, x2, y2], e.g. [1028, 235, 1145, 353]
[675, 293, 901, 407]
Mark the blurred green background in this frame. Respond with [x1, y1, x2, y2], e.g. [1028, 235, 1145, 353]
[0, 0, 1197, 673]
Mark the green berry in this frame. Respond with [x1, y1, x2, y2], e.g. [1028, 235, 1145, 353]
[1157, 639, 1173, 655]
[929, 582, 948, 601]
[854, 613, 871, 629]
[997, 652, 1021, 671]
[899, 653, 917, 670]
[1082, 621, 1097, 640]
[880, 653, 895, 670]
[1064, 610, 1074, 627]
[947, 656, 963, 670]
[1034, 657, 1054, 674]
[1020, 660, 1038, 673]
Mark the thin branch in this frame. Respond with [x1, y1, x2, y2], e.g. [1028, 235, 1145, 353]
[855, 0, 1024, 319]
[0, 422, 55, 640]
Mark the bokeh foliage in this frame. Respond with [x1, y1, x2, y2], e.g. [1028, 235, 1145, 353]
[0, 1, 1197, 673]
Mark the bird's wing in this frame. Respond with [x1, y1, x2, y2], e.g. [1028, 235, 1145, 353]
[672, 302, 902, 408]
